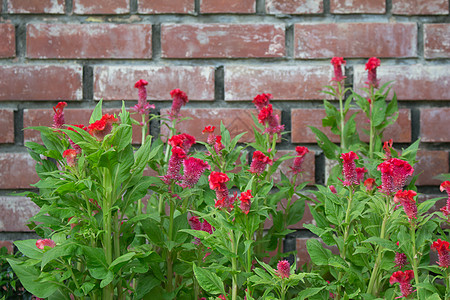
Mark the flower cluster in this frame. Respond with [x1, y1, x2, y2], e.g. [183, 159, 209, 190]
[340, 151, 359, 186]
[188, 216, 213, 245]
[253, 93, 284, 135]
[52, 102, 67, 129]
[394, 242, 408, 269]
[331, 57, 346, 82]
[208, 171, 236, 210]
[249, 151, 273, 175]
[169, 88, 188, 120]
[393, 190, 417, 221]
[439, 181, 450, 216]
[431, 239, 450, 268]
[132, 79, 155, 115]
[178, 157, 210, 188]
[365, 57, 381, 89]
[377, 158, 414, 195]
[88, 114, 119, 140]
[202, 125, 216, 145]
[290, 146, 309, 175]
[36, 239, 56, 250]
[239, 190, 253, 215]
[276, 260, 290, 279]
[63, 149, 77, 168]
[390, 270, 414, 298]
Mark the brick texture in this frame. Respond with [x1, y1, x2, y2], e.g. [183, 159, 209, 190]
[137, 0, 195, 14]
[354, 65, 450, 101]
[0, 110, 15, 144]
[73, 0, 130, 14]
[266, 0, 323, 14]
[330, 0, 385, 14]
[392, 0, 449, 15]
[0, 197, 39, 231]
[414, 151, 449, 186]
[161, 24, 285, 58]
[0, 24, 15, 58]
[0, 153, 39, 189]
[424, 24, 450, 59]
[420, 108, 450, 142]
[294, 23, 417, 59]
[0, 65, 83, 101]
[27, 24, 152, 59]
[291, 109, 411, 143]
[201, 0, 255, 13]
[7, 0, 65, 14]
[224, 65, 333, 101]
[93, 66, 215, 101]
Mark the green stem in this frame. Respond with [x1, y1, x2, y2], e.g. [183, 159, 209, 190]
[114, 213, 123, 299]
[410, 223, 420, 299]
[167, 199, 175, 293]
[231, 232, 238, 300]
[338, 81, 346, 150]
[368, 86, 375, 159]
[141, 113, 147, 146]
[446, 269, 450, 299]
[102, 170, 114, 300]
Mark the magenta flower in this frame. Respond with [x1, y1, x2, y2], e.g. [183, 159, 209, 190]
[383, 139, 394, 160]
[188, 216, 213, 245]
[331, 57, 346, 82]
[439, 181, 450, 216]
[364, 178, 376, 192]
[214, 135, 224, 154]
[169, 133, 196, 153]
[208, 171, 234, 210]
[340, 151, 359, 186]
[290, 146, 309, 175]
[250, 151, 273, 175]
[178, 157, 210, 188]
[239, 190, 253, 215]
[377, 158, 414, 195]
[395, 242, 408, 269]
[356, 167, 367, 183]
[169, 89, 188, 120]
[276, 260, 290, 279]
[63, 149, 77, 168]
[258, 104, 284, 135]
[88, 114, 119, 140]
[252, 93, 272, 110]
[329, 185, 337, 194]
[390, 270, 414, 298]
[365, 57, 381, 89]
[36, 239, 56, 250]
[68, 124, 87, 155]
[431, 239, 450, 268]
[52, 102, 67, 129]
[393, 190, 417, 221]
[202, 125, 216, 145]
[132, 79, 155, 115]
[162, 146, 187, 184]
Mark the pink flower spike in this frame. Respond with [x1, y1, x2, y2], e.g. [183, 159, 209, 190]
[394, 190, 418, 220]
[252, 93, 272, 109]
[390, 270, 414, 298]
[331, 57, 346, 82]
[329, 185, 337, 194]
[36, 239, 56, 250]
[88, 114, 119, 141]
[169, 89, 188, 120]
[178, 157, 210, 188]
[162, 146, 186, 184]
[356, 167, 367, 183]
[364, 178, 376, 192]
[250, 151, 273, 175]
[290, 146, 309, 174]
[340, 151, 359, 186]
[377, 158, 414, 195]
[202, 126, 216, 145]
[169, 133, 196, 152]
[431, 239, 450, 268]
[276, 260, 290, 279]
[365, 57, 381, 89]
[63, 149, 77, 168]
[239, 190, 253, 215]
[439, 181, 450, 216]
[52, 102, 67, 129]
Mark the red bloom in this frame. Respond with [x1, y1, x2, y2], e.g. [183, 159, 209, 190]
[88, 114, 119, 140]
[239, 190, 253, 215]
[364, 178, 376, 191]
[365, 57, 381, 88]
[276, 260, 290, 279]
[394, 190, 417, 220]
[169, 89, 188, 120]
[331, 57, 346, 82]
[377, 158, 414, 195]
[390, 270, 414, 298]
[395, 252, 408, 269]
[290, 146, 309, 174]
[68, 124, 87, 154]
[253, 93, 272, 109]
[209, 172, 235, 210]
[162, 146, 187, 183]
[250, 151, 273, 175]
[189, 216, 213, 245]
[431, 239, 450, 268]
[258, 104, 284, 135]
[169, 133, 196, 152]
[340, 151, 359, 186]
[383, 139, 394, 160]
[356, 167, 367, 183]
[178, 157, 210, 188]
[202, 126, 216, 145]
[329, 185, 337, 194]
[214, 135, 224, 154]
[52, 102, 67, 129]
[208, 171, 230, 191]
[63, 149, 77, 167]
[439, 181, 450, 216]
[132, 79, 155, 115]
[36, 239, 56, 250]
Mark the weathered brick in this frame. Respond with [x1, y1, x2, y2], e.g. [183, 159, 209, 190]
[294, 23, 417, 59]
[224, 65, 333, 101]
[392, 0, 449, 15]
[159, 108, 281, 143]
[0, 241, 14, 253]
[73, 0, 130, 14]
[291, 109, 411, 143]
[0, 65, 82, 101]
[0, 110, 15, 144]
[0, 197, 39, 231]
[414, 151, 449, 186]
[7, 0, 65, 14]
[201, 0, 255, 13]
[266, 0, 323, 14]
[330, 0, 385, 14]
[0, 153, 39, 189]
[24, 109, 144, 144]
[138, 0, 194, 14]
[27, 24, 151, 59]
[0, 24, 15, 58]
[420, 108, 450, 142]
[94, 66, 215, 101]
[272, 150, 315, 185]
[424, 24, 450, 59]
[161, 24, 285, 58]
[354, 65, 450, 100]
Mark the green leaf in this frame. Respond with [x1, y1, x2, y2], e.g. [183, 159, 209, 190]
[294, 287, 326, 300]
[193, 263, 225, 295]
[82, 246, 109, 280]
[309, 126, 338, 160]
[141, 219, 164, 246]
[14, 239, 43, 260]
[307, 239, 332, 266]
[100, 271, 114, 288]
[173, 212, 189, 244]
[42, 241, 79, 269]
[135, 273, 161, 299]
[362, 237, 397, 252]
[109, 252, 136, 273]
[111, 124, 133, 151]
[90, 99, 103, 123]
[286, 199, 305, 226]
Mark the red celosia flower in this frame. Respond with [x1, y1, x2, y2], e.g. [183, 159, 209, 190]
[365, 57, 381, 89]
[169, 89, 188, 120]
[253, 93, 272, 109]
[340, 151, 359, 186]
[395, 242, 408, 269]
[364, 178, 376, 192]
[63, 149, 77, 168]
[290, 146, 309, 174]
[383, 139, 394, 160]
[394, 190, 417, 220]
[250, 151, 273, 175]
[377, 158, 414, 195]
[178, 157, 210, 188]
[239, 190, 253, 215]
[189, 216, 213, 245]
[390, 270, 414, 298]
[276, 260, 290, 279]
[331, 57, 346, 82]
[209, 172, 236, 210]
[132, 79, 155, 115]
[439, 181, 450, 216]
[202, 126, 216, 145]
[258, 104, 284, 135]
[169, 133, 196, 152]
[208, 171, 230, 191]
[329, 185, 337, 194]
[218, 296, 226, 300]
[88, 114, 119, 140]
[431, 239, 450, 268]
[68, 124, 87, 154]
[36, 239, 56, 250]
[356, 167, 367, 183]
[214, 135, 224, 154]
[162, 146, 187, 184]
[52, 102, 67, 129]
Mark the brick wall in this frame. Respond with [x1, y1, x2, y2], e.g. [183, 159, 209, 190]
[1, 0, 449, 260]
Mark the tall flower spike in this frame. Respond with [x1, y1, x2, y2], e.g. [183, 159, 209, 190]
[258, 104, 284, 135]
[239, 190, 253, 215]
[276, 260, 290, 279]
[214, 135, 224, 154]
[169, 89, 188, 120]
[162, 146, 187, 184]
[202, 125, 216, 145]
[132, 79, 155, 115]
[63, 149, 77, 168]
[88, 114, 119, 141]
[178, 157, 210, 188]
[331, 57, 346, 82]
[389, 270, 414, 298]
[356, 167, 367, 183]
[394, 190, 417, 221]
[340, 151, 359, 186]
[169, 133, 196, 153]
[365, 57, 381, 89]
[395, 242, 408, 269]
[439, 181, 450, 216]
[52, 102, 67, 129]
[188, 216, 213, 245]
[378, 158, 414, 195]
[208, 171, 234, 210]
[290, 146, 309, 175]
[431, 239, 450, 268]
[252, 93, 272, 110]
[250, 151, 273, 175]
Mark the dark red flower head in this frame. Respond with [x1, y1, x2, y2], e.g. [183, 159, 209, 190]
[169, 133, 196, 152]
[290, 146, 309, 174]
[431, 239, 450, 268]
[389, 270, 414, 298]
[208, 171, 230, 191]
[340, 151, 359, 186]
[364, 178, 376, 191]
[63, 149, 77, 167]
[250, 151, 273, 175]
[178, 157, 210, 188]
[440, 181, 450, 216]
[169, 89, 189, 120]
[134, 79, 148, 88]
[88, 114, 119, 140]
[365, 57, 381, 88]
[53, 102, 67, 129]
[377, 158, 414, 195]
[253, 93, 272, 109]
[276, 260, 290, 279]
[202, 126, 215, 134]
[331, 57, 346, 82]
[239, 190, 253, 215]
[132, 79, 154, 115]
[394, 190, 417, 220]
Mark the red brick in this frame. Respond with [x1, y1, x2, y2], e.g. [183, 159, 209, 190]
[392, 0, 448, 15]
[138, 0, 194, 14]
[272, 150, 315, 185]
[0, 110, 15, 144]
[201, 0, 255, 13]
[420, 108, 450, 142]
[424, 24, 450, 59]
[27, 24, 151, 59]
[294, 23, 417, 59]
[0, 241, 14, 253]
[266, 0, 323, 14]
[0, 197, 39, 231]
[161, 24, 285, 58]
[94, 66, 215, 101]
[0, 24, 15, 58]
[24, 108, 144, 144]
[7, 0, 65, 14]
[291, 109, 411, 143]
[0, 153, 39, 189]
[0, 65, 82, 101]
[414, 151, 449, 186]
[224, 65, 333, 101]
[330, 0, 385, 14]
[73, 0, 130, 14]
[354, 65, 450, 101]
[159, 108, 281, 143]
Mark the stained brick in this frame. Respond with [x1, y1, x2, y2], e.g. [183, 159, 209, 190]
[201, 0, 255, 13]
[392, 0, 449, 15]
[0, 24, 15, 58]
[424, 24, 450, 59]
[0, 110, 15, 144]
[354, 65, 450, 101]
[224, 65, 333, 101]
[291, 109, 411, 143]
[27, 24, 152, 59]
[94, 66, 215, 101]
[73, 0, 130, 14]
[294, 23, 417, 59]
[138, 0, 195, 14]
[0, 197, 39, 231]
[7, 0, 65, 14]
[161, 24, 285, 58]
[266, 0, 323, 14]
[0, 153, 39, 189]
[420, 108, 450, 142]
[0, 65, 82, 101]
[414, 151, 449, 186]
[330, 0, 385, 14]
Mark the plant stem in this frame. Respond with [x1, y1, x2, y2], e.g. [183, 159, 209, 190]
[230, 231, 238, 300]
[338, 81, 346, 150]
[410, 223, 420, 299]
[102, 170, 114, 300]
[167, 198, 175, 293]
[368, 86, 375, 159]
